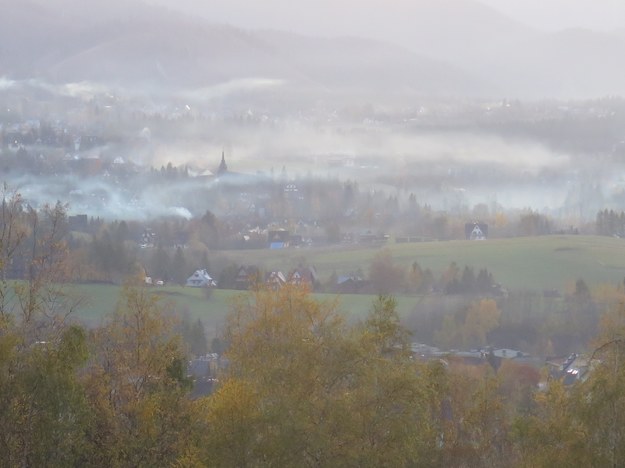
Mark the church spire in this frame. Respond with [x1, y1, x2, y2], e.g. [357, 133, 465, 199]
[218, 150, 228, 174]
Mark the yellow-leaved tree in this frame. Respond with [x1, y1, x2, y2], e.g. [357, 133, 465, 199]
[462, 298, 501, 348]
[81, 279, 196, 467]
[195, 286, 442, 466]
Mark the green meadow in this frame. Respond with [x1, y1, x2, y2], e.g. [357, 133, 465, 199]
[69, 283, 418, 334]
[65, 235, 625, 332]
[220, 235, 625, 291]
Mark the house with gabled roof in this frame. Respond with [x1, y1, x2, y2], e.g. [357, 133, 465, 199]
[235, 265, 261, 290]
[465, 222, 488, 240]
[546, 353, 596, 385]
[265, 271, 287, 290]
[336, 275, 369, 294]
[186, 269, 216, 288]
[288, 266, 319, 290]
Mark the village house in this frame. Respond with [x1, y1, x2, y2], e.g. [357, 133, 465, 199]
[287, 266, 319, 290]
[335, 275, 369, 294]
[546, 353, 596, 385]
[186, 269, 216, 288]
[465, 222, 488, 240]
[234, 265, 261, 290]
[265, 271, 287, 290]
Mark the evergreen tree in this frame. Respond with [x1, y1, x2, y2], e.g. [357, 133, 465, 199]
[150, 244, 171, 281]
[171, 246, 187, 285]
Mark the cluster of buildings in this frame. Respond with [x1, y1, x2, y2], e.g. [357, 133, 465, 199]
[233, 265, 319, 291]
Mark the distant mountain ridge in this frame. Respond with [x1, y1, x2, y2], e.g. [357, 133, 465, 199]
[149, 0, 537, 61]
[0, 0, 490, 101]
[2, 0, 625, 100]
[151, 0, 625, 99]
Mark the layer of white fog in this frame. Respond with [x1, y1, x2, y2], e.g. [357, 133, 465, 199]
[2, 0, 624, 222]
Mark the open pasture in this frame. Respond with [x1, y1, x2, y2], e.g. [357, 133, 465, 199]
[220, 235, 625, 291]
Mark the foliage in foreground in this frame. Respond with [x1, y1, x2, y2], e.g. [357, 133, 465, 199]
[200, 290, 441, 466]
[3, 272, 625, 465]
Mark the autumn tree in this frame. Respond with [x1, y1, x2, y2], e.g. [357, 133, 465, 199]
[512, 301, 625, 467]
[440, 261, 460, 294]
[368, 248, 405, 294]
[0, 325, 91, 468]
[0, 186, 28, 317]
[512, 378, 592, 467]
[0, 192, 81, 348]
[574, 302, 625, 466]
[0, 189, 201, 466]
[81, 279, 195, 466]
[435, 298, 501, 349]
[0, 185, 27, 284]
[463, 298, 502, 348]
[448, 368, 510, 466]
[14, 202, 76, 334]
[197, 287, 441, 466]
[407, 260, 424, 293]
[0, 190, 91, 467]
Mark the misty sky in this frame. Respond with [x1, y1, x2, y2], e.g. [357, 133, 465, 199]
[480, 0, 625, 31]
[150, 0, 625, 33]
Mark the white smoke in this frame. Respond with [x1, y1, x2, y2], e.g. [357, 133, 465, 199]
[0, 77, 16, 90]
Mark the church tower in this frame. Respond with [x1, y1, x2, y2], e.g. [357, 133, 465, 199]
[218, 150, 228, 175]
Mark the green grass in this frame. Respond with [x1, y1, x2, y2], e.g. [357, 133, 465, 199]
[220, 235, 625, 291]
[390, 235, 625, 291]
[72, 284, 404, 329]
[68, 284, 411, 335]
[70, 284, 236, 331]
[66, 235, 625, 332]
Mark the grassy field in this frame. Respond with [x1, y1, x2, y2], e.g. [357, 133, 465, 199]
[66, 235, 625, 333]
[68, 283, 418, 335]
[219, 235, 625, 292]
[72, 284, 237, 331]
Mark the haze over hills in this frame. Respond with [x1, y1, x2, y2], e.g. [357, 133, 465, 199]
[494, 28, 625, 98]
[149, 0, 625, 100]
[2, 0, 625, 101]
[146, 0, 536, 97]
[0, 0, 491, 103]
[480, 0, 625, 32]
[148, 0, 537, 63]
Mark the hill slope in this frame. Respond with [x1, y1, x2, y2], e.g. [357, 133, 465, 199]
[3, 0, 625, 101]
[219, 235, 625, 292]
[150, 0, 625, 99]
[0, 0, 487, 100]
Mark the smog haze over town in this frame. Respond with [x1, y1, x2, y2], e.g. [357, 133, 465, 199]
[3, 0, 625, 222]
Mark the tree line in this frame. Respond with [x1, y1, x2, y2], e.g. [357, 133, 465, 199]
[596, 208, 625, 237]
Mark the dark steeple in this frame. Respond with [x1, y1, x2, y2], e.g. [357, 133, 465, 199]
[218, 150, 228, 175]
